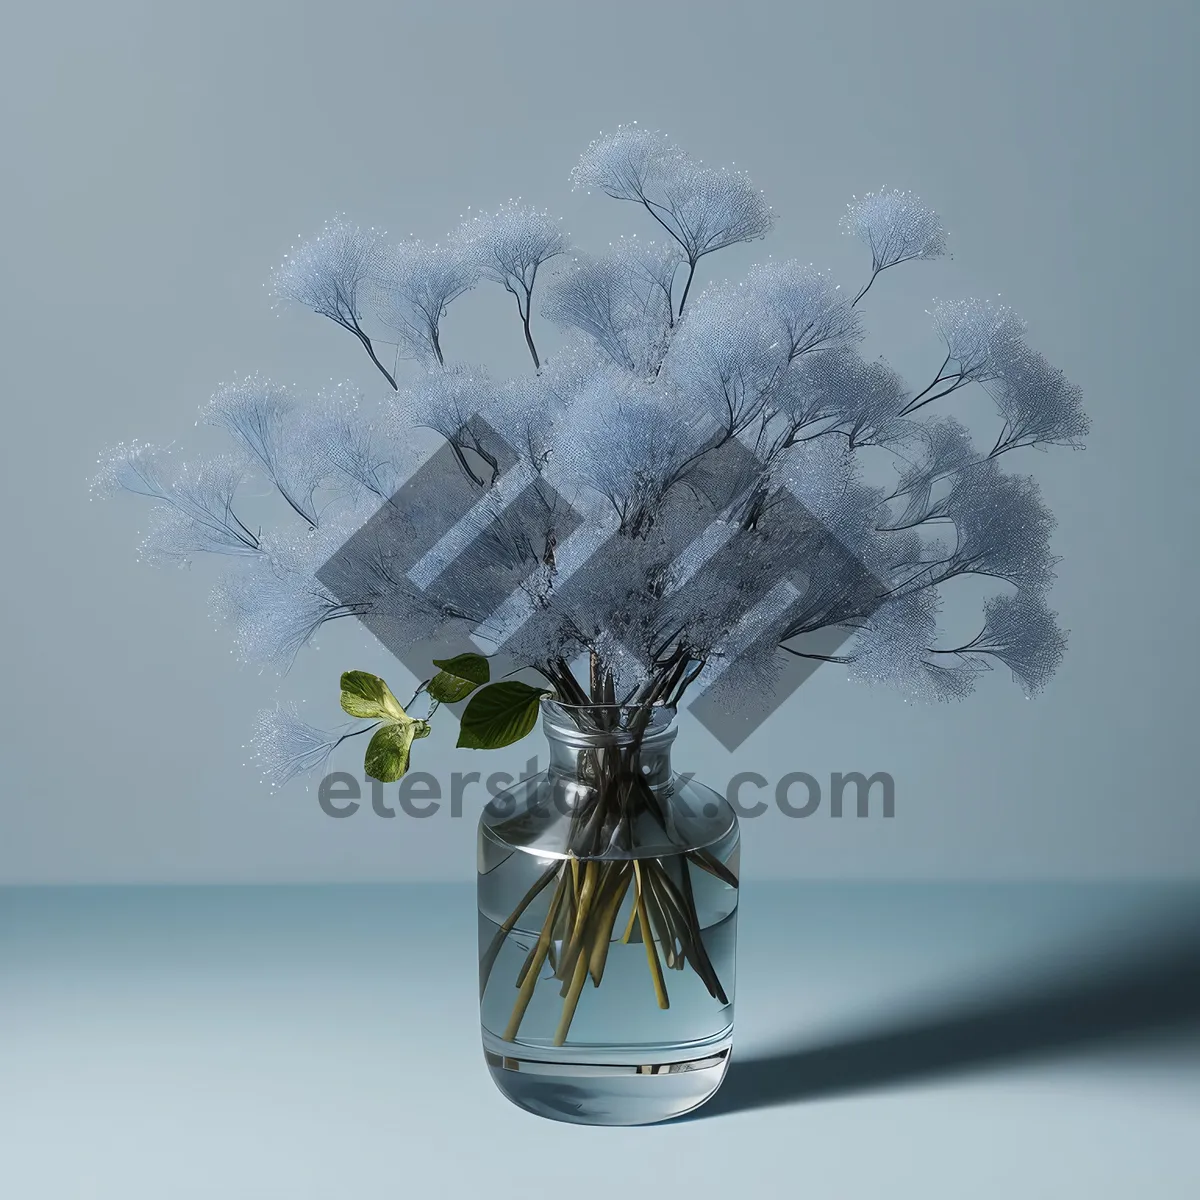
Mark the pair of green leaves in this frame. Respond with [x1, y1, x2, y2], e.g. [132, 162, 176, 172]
[339, 670, 432, 783]
[340, 654, 550, 783]
[432, 653, 550, 751]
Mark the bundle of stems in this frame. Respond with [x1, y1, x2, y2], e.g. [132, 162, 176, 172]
[481, 651, 737, 1047]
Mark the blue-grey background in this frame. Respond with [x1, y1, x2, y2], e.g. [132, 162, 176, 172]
[3, 0, 1198, 884]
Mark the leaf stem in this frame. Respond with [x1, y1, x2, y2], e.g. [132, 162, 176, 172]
[479, 861, 559, 999]
[633, 861, 669, 1010]
[588, 866, 632, 986]
[504, 864, 569, 1041]
[553, 938, 592, 1046]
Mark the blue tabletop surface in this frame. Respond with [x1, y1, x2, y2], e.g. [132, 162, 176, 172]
[3, 882, 1199, 1197]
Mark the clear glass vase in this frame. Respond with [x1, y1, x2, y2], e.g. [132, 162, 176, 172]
[477, 700, 740, 1125]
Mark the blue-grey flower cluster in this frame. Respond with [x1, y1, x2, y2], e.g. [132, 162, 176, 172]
[94, 126, 1086, 786]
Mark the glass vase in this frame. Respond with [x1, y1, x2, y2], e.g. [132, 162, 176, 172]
[477, 699, 740, 1125]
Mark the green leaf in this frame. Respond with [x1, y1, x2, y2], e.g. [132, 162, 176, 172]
[363, 720, 430, 782]
[428, 652, 491, 704]
[427, 671, 478, 704]
[340, 671, 407, 721]
[457, 681, 548, 750]
[431, 653, 490, 685]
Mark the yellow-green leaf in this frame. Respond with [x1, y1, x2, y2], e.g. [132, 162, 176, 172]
[428, 671, 476, 703]
[364, 720, 429, 782]
[340, 671, 407, 721]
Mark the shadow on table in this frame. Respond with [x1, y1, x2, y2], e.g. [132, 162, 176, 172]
[680, 920, 1200, 1120]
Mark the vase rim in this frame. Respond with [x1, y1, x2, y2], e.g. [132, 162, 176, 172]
[539, 698, 678, 746]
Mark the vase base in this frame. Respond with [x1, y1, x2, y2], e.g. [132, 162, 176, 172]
[482, 1040, 732, 1125]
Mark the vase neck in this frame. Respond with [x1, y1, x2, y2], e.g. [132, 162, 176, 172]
[541, 701, 677, 793]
